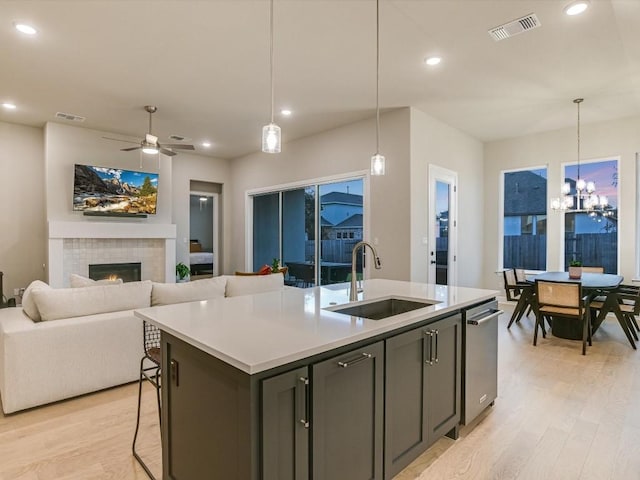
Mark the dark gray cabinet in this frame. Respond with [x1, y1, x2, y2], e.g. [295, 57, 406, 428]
[384, 313, 461, 478]
[262, 367, 310, 480]
[162, 334, 253, 480]
[312, 341, 385, 480]
[160, 309, 469, 480]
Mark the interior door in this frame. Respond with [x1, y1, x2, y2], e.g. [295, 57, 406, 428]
[428, 166, 457, 285]
[190, 191, 220, 276]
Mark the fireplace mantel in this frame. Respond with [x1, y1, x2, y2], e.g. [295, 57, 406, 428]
[49, 221, 176, 240]
[47, 221, 177, 287]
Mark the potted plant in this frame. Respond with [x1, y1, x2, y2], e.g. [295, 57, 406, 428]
[176, 262, 190, 282]
[568, 260, 582, 279]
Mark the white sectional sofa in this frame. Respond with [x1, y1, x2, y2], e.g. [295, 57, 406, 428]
[0, 274, 285, 414]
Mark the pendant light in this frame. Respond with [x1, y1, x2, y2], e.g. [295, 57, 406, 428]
[370, 0, 385, 175]
[262, 0, 281, 153]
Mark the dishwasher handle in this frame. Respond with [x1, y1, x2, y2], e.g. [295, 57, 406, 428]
[467, 308, 503, 326]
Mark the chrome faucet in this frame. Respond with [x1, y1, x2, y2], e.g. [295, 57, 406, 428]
[350, 241, 382, 301]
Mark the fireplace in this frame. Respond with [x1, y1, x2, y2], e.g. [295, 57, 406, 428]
[89, 262, 142, 283]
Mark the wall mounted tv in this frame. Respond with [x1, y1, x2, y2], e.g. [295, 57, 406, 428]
[73, 164, 158, 217]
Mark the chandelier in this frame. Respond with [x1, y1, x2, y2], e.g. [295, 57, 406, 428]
[550, 98, 608, 212]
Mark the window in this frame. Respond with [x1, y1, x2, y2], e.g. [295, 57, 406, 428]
[563, 159, 618, 273]
[502, 168, 547, 270]
[252, 177, 365, 286]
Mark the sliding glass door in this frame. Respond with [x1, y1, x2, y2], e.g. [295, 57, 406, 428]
[252, 177, 364, 287]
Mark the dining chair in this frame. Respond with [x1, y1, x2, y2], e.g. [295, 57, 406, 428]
[132, 320, 162, 480]
[582, 266, 605, 273]
[503, 269, 533, 329]
[534, 280, 591, 355]
[589, 285, 639, 349]
[514, 268, 533, 317]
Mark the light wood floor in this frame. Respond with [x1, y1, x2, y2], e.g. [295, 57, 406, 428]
[1, 303, 639, 480]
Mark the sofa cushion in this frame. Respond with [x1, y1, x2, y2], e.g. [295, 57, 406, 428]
[225, 274, 284, 297]
[69, 274, 123, 287]
[21, 280, 51, 322]
[151, 277, 226, 306]
[31, 280, 152, 321]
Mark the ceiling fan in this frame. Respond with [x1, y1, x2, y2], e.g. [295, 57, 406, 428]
[103, 105, 195, 157]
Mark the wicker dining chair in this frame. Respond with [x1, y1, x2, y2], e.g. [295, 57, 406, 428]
[132, 321, 162, 480]
[534, 280, 591, 355]
[504, 269, 534, 328]
[589, 285, 639, 348]
[582, 266, 605, 273]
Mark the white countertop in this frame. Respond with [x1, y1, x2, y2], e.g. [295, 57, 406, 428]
[134, 279, 498, 374]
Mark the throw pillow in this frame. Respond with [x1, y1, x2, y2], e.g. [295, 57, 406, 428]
[21, 280, 51, 322]
[151, 277, 227, 306]
[69, 273, 124, 287]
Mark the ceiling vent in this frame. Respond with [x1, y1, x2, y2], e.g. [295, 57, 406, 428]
[55, 111, 86, 122]
[488, 13, 541, 41]
[169, 134, 190, 142]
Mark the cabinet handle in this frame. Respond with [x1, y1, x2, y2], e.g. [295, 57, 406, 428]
[337, 352, 373, 368]
[170, 359, 179, 386]
[424, 331, 434, 365]
[298, 376, 310, 428]
[434, 329, 439, 364]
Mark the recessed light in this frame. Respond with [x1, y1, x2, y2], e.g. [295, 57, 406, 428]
[564, 0, 590, 16]
[2, 103, 17, 110]
[424, 56, 441, 66]
[14, 22, 37, 35]
[281, 109, 292, 116]
[201, 142, 211, 148]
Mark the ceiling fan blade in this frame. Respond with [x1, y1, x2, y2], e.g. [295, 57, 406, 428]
[160, 148, 177, 157]
[160, 143, 195, 150]
[121, 146, 142, 152]
[103, 136, 139, 145]
[145, 133, 158, 145]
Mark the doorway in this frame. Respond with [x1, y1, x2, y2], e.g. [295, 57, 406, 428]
[428, 165, 458, 286]
[190, 182, 221, 277]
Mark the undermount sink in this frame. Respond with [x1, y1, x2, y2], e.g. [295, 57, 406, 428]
[328, 297, 438, 320]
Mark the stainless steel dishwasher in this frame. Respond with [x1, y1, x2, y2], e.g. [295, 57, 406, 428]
[461, 300, 502, 425]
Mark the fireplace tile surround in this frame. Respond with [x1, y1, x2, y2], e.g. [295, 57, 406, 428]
[48, 221, 177, 288]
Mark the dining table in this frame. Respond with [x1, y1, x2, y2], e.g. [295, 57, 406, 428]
[527, 271, 624, 341]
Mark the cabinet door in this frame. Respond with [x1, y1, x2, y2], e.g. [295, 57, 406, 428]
[426, 313, 461, 445]
[262, 367, 310, 480]
[312, 341, 384, 480]
[384, 327, 429, 479]
[162, 336, 252, 480]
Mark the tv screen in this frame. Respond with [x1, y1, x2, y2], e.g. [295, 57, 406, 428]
[73, 164, 159, 215]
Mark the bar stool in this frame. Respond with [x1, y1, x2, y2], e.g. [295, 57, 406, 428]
[132, 321, 162, 480]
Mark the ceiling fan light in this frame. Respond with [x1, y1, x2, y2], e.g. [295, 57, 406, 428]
[142, 144, 159, 155]
[262, 123, 281, 153]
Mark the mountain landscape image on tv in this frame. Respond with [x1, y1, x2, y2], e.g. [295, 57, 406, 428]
[73, 164, 158, 215]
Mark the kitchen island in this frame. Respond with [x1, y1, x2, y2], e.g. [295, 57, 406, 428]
[135, 279, 498, 480]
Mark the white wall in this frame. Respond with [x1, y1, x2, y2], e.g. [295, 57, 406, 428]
[483, 114, 640, 291]
[0, 122, 46, 298]
[409, 108, 485, 288]
[173, 153, 231, 273]
[229, 108, 411, 280]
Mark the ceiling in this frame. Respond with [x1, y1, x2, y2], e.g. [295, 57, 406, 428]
[1, 0, 639, 159]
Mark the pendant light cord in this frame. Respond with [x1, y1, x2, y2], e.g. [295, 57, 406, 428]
[269, 0, 275, 124]
[375, 0, 380, 154]
[575, 98, 582, 181]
